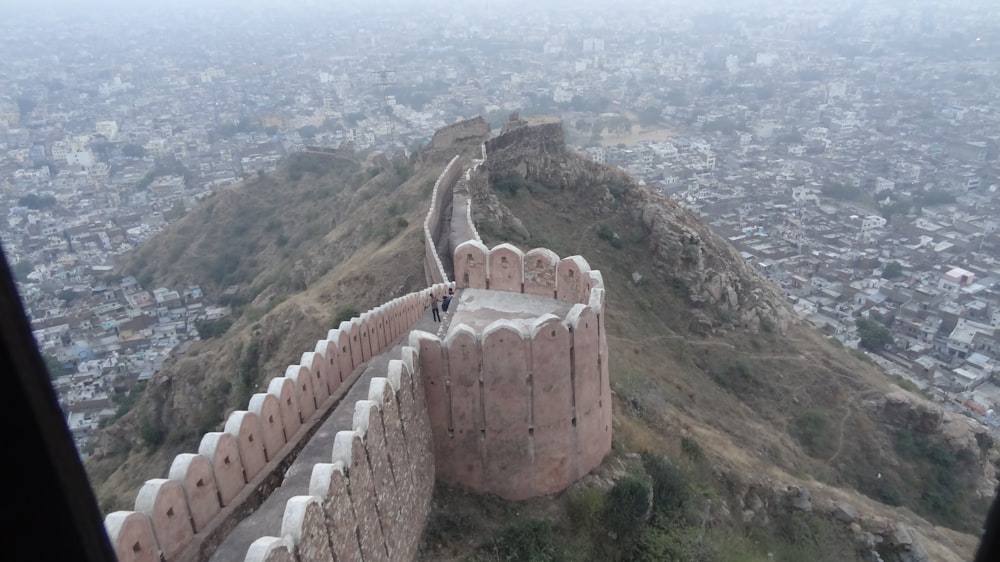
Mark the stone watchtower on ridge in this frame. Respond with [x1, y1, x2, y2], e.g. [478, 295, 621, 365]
[415, 243, 611, 501]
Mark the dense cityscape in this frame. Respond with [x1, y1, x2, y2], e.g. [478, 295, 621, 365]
[3, 0, 1000, 453]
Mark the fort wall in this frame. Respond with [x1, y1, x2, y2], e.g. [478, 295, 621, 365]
[103, 284, 450, 562]
[242, 349, 435, 562]
[425, 242, 611, 500]
[424, 156, 462, 285]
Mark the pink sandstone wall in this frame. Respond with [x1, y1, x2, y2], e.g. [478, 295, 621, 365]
[106, 283, 438, 561]
[239, 342, 437, 562]
[415, 247, 611, 501]
[424, 156, 462, 285]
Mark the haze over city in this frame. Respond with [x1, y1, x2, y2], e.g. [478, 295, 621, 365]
[3, 0, 1000, 560]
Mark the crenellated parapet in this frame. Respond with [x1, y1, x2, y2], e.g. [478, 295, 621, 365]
[103, 283, 452, 562]
[243, 347, 435, 562]
[423, 156, 462, 285]
[421, 243, 612, 501]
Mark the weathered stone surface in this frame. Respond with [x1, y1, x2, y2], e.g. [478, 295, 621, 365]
[168, 453, 221, 532]
[530, 314, 574, 494]
[244, 536, 296, 562]
[198, 432, 246, 507]
[482, 320, 533, 500]
[455, 240, 488, 289]
[300, 352, 330, 404]
[523, 248, 559, 298]
[328, 328, 354, 384]
[354, 399, 402, 559]
[224, 411, 267, 482]
[567, 304, 606, 477]
[267, 377, 301, 442]
[248, 393, 286, 461]
[556, 256, 591, 305]
[443, 325, 485, 491]
[488, 243, 524, 292]
[134, 479, 194, 560]
[281, 496, 334, 562]
[104, 511, 159, 562]
[332, 431, 388, 562]
[286, 364, 317, 421]
[309, 463, 363, 562]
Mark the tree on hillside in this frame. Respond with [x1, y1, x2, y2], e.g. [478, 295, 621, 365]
[856, 318, 893, 351]
[882, 261, 903, 279]
[122, 144, 146, 158]
[821, 182, 861, 201]
[18, 193, 57, 210]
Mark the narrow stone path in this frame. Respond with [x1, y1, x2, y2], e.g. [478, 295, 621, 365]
[209, 308, 441, 562]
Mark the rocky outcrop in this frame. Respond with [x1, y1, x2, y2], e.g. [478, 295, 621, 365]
[866, 391, 999, 500]
[473, 114, 793, 335]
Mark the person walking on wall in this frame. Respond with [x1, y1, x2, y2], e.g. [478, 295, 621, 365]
[442, 287, 454, 312]
[430, 291, 441, 322]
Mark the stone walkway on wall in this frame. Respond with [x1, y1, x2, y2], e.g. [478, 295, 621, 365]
[209, 307, 443, 562]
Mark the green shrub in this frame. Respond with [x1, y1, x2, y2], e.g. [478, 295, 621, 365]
[567, 486, 605, 528]
[603, 476, 651, 538]
[334, 306, 359, 326]
[472, 518, 567, 562]
[791, 410, 836, 458]
[641, 452, 688, 517]
[681, 436, 704, 462]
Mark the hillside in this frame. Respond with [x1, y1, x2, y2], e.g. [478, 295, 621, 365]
[418, 120, 995, 561]
[84, 141, 486, 513]
[83, 117, 996, 561]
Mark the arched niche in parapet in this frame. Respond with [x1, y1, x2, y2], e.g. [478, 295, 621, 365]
[248, 393, 285, 461]
[454, 240, 488, 289]
[328, 328, 354, 384]
[300, 352, 330, 404]
[224, 411, 267, 482]
[245, 536, 296, 562]
[285, 364, 317, 421]
[372, 307, 387, 354]
[443, 324, 484, 489]
[557, 255, 592, 306]
[523, 248, 559, 298]
[167, 453, 221, 533]
[341, 319, 364, 371]
[105, 511, 159, 562]
[332, 430, 388, 562]
[313, 340, 339, 391]
[281, 495, 335, 561]
[267, 376, 301, 442]
[565, 303, 607, 476]
[488, 243, 525, 293]
[529, 314, 575, 494]
[481, 320, 533, 500]
[309, 462, 363, 562]
[134, 478, 194, 561]
[359, 314, 373, 363]
[198, 432, 246, 507]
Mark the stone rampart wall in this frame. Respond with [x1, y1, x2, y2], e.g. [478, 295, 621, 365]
[241, 345, 435, 562]
[454, 241, 597, 305]
[424, 244, 612, 500]
[424, 156, 462, 285]
[103, 283, 451, 562]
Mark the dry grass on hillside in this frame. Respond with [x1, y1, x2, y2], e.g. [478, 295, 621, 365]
[86, 146, 482, 513]
[478, 170, 986, 555]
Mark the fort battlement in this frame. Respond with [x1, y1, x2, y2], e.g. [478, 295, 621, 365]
[414, 241, 610, 500]
[104, 116, 611, 562]
[102, 282, 450, 562]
